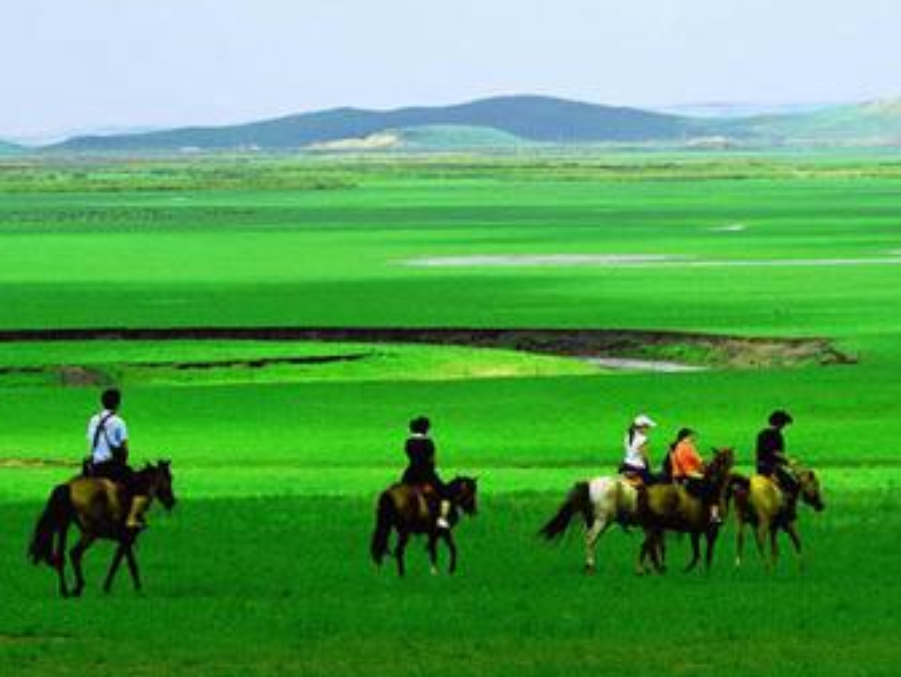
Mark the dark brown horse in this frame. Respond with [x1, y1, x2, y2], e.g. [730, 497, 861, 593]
[29, 461, 176, 597]
[370, 476, 478, 577]
[636, 448, 735, 575]
[728, 468, 824, 571]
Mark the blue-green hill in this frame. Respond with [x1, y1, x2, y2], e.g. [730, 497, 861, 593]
[715, 99, 901, 145]
[54, 96, 694, 151]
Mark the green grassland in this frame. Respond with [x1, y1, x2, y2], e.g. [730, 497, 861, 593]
[1, 154, 901, 676]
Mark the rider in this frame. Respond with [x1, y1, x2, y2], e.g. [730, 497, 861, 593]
[86, 388, 148, 531]
[619, 414, 658, 484]
[756, 410, 799, 494]
[669, 428, 722, 524]
[401, 416, 451, 530]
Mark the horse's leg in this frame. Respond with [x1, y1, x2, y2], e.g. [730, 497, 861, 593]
[583, 516, 609, 574]
[103, 543, 127, 593]
[684, 532, 701, 573]
[444, 530, 458, 575]
[124, 544, 142, 592]
[395, 531, 408, 577]
[69, 533, 95, 598]
[658, 533, 667, 572]
[55, 521, 70, 598]
[785, 521, 804, 572]
[647, 529, 667, 574]
[735, 519, 746, 568]
[637, 530, 656, 576]
[755, 521, 771, 571]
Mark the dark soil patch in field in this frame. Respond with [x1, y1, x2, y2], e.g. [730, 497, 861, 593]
[0, 353, 373, 385]
[0, 327, 855, 369]
[164, 352, 371, 370]
[58, 365, 113, 387]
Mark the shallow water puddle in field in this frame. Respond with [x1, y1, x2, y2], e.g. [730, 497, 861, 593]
[402, 253, 901, 268]
[582, 357, 705, 373]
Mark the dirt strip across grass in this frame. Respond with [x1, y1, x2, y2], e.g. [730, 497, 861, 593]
[0, 326, 854, 369]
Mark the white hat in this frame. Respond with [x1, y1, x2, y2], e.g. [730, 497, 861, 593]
[633, 414, 657, 428]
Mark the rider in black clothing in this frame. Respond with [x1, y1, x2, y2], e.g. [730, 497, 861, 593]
[756, 410, 799, 493]
[401, 416, 451, 530]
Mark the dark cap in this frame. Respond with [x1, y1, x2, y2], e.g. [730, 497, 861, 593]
[769, 410, 793, 427]
[409, 416, 431, 434]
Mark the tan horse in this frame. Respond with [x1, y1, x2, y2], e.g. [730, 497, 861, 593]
[29, 461, 176, 597]
[635, 447, 735, 575]
[370, 476, 478, 577]
[729, 468, 824, 571]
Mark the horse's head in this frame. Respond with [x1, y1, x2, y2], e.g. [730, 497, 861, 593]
[705, 447, 736, 487]
[143, 460, 177, 511]
[449, 476, 479, 516]
[797, 468, 824, 512]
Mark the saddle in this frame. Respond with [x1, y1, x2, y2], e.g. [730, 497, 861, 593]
[407, 483, 438, 521]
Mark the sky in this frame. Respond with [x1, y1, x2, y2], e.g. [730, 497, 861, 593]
[1, 0, 900, 140]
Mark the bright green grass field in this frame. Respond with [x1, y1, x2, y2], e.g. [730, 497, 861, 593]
[2, 155, 901, 676]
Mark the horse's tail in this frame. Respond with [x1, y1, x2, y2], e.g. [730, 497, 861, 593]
[725, 474, 751, 517]
[370, 491, 395, 566]
[726, 474, 751, 502]
[539, 481, 591, 542]
[28, 484, 72, 566]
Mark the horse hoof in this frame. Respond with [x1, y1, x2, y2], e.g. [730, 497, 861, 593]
[430, 567, 439, 576]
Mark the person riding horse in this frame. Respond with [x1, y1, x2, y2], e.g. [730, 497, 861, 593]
[756, 410, 800, 497]
[619, 414, 659, 485]
[401, 416, 451, 530]
[84, 388, 149, 531]
[669, 428, 723, 524]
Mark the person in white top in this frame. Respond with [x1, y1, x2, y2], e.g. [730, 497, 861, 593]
[85, 388, 148, 531]
[619, 414, 658, 484]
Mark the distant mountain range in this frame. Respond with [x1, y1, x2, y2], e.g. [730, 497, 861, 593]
[0, 139, 22, 154]
[19, 95, 901, 153]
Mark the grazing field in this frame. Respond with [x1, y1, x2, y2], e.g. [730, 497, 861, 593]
[2, 154, 901, 676]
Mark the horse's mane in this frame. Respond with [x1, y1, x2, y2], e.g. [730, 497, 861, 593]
[446, 476, 477, 491]
[131, 462, 169, 493]
[704, 448, 735, 484]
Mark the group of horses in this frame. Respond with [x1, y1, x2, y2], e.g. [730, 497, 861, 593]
[371, 447, 824, 577]
[25, 449, 823, 596]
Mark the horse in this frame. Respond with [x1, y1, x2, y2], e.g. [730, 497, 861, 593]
[370, 476, 478, 577]
[635, 447, 735, 575]
[538, 474, 641, 573]
[728, 467, 824, 571]
[28, 461, 176, 597]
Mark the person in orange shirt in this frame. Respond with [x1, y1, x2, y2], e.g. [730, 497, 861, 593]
[669, 428, 722, 524]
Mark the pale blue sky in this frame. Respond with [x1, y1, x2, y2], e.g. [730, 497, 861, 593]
[1, 0, 900, 139]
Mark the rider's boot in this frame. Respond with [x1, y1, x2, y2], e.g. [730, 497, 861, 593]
[126, 495, 151, 531]
[436, 500, 451, 530]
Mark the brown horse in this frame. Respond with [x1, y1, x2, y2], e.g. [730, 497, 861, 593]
[370, 476, 478, 577]
[729, 468, 824, 571]
[28, 461, 176, 597]
[635, 447, 735, 575]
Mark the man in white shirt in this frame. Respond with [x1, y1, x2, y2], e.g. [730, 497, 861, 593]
[86, 388, 148, 531]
